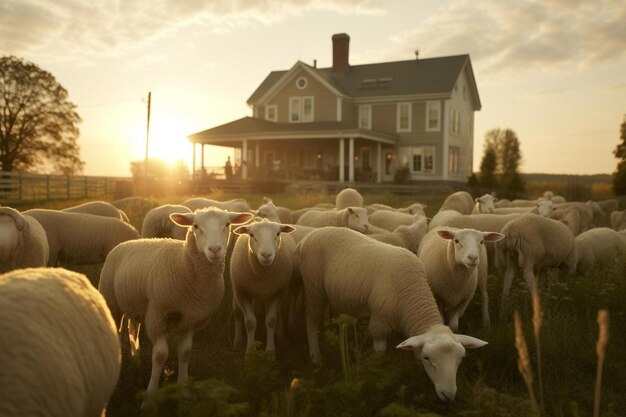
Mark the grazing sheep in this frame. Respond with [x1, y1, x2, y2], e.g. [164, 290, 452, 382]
[296, 206, 370, 233]
[0, 207, 49, 273]
[24, 209, 140, 266]
[610, 209, 626, 231]
[369, 210, 427, 232]
[98, 208, 254, 397]
[552, 202, 593, 234]
[142, 204, 192, 240]
[256, 198, 294, 223]
[439, 191, 474, 214]
[230, 220, 296, 353]
[0, 267, 120, 417]
[499, 211, 579, 302]
[472, 194, 497, 214]
[297, 227, 488, 402]
[183, 197, 252, 213]
[367, 202, 427, 216]
[335, 187, 364, 209]
[62, 200, 129, 222]
[418, 227, 504, 331]
[368, 219, 430, 254]
[574, 227, 626, 274]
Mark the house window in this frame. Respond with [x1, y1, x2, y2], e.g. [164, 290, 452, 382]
[359, 105, 371, 129]
[397, 102, 411, 132]
[426, 101, 441, 132]
[450, 108, 460, 135]
[449, 146, 459, 175]
[289, 96, 314, 123]
[411, 146, 435, 173]
[296, 76, 308, 89]
[265, 105, 277, 122]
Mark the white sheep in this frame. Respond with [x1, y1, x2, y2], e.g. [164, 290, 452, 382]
[0, 267, 120, 417]
[0, 207, 49, 273]
[230, 219, 296, 353]
[597, 198, 619, 216]
[368, 218, 430, 254]
[499, 210, 579, 302]
[24, 209, 140, 266]
[543, 191, 566, 204]
[369, 210, 427, 232]
[367, 202, 427, 216]
[574, 227, 626, 274]
[335, 187, 364, 209]
[256, 198, 294, 223]
[472, 194, 497, 214]
[438, 191, 474, 214]
[296, 206, 370, 233]
[418, 227, 504, 331]
[297, 227, 487, 402]
[610, 209, 626, 231]
[183, 197, 252, 213]
[62, 200, 129, 222]
[492, 200, 553, 217]
[98, 208, 254, 397]
[551, 202, 594, 234]
[142, 204, 192, 240]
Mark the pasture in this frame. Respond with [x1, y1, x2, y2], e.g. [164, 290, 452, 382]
[16, 189, 626, 417]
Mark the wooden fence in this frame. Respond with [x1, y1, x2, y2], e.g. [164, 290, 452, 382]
[0, 171, 132, 205]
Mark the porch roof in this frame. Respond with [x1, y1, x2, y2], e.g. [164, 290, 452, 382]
[187, 116, 399, 145]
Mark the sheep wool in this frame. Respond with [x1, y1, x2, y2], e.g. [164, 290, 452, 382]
[142, 204, 192, 240]
[575, 227, 626, 274]
[62, 200, 127, 221]
[0, 207, 49, 273]
[438, 191, 474, 214]
[369, 210, 427, 232]
[183, 197, 252, 213]
[335, 187, 364, 209]
[0, 267, 120, 417]
[296, 206, 370, 233]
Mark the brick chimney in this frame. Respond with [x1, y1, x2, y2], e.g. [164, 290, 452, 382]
[332, 33, 350, 73]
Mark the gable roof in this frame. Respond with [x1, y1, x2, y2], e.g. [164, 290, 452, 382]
[248, 54, 481, 110]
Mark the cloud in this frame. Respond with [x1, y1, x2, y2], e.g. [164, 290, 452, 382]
[385, 0, 626, 74]
[0, 0, 383, 57]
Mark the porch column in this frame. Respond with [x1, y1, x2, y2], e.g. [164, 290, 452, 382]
[255, 142, 260, 168]
[348, 137, 355, 182]
[376, 142, 382, 183]
[443, 100, 450, 180]
[339, 138, 345, 182]
[242, 139, 248, 180]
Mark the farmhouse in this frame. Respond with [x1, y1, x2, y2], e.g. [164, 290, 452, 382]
[188, 33, 481, 184]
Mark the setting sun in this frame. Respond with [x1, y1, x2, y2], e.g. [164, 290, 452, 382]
[128, 114, 192, 167]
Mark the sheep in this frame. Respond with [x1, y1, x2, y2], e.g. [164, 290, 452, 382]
[256, 198, 294, 223]
[418, 227, 504, 331]
[62, 200, 129, 222]
[472, 194, 497, 214]
[24, 209, 140, 267]
[98, 208, 254, 397]
[439, 191, 474, 214]
[552, 202, 594, 233]
[492, 200, 553, 217]
[499, 210, 579, 303]
[368, 218, 430, 254]
[0, 267, 120, 417]
[610, 209, 626, 231]
[367, 202, 427, 216]
[369, 210, 428, 232]
[494, 198, 513, 208]
[597, 198, 619, 216]
[574, 227, 626, 274]
[297, 227, 488, 402]
[230, 219, 296, 353]
[0, 207, 49, 273]
[542, 191, 566, 204]
[183, 197, 252, 213]
[291, 206, 332, 223]
[142, 204, 192, 240]
[296, 206, 370, 233]
[336, 187, 364, 209]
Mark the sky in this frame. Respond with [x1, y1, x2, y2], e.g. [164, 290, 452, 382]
[1, 0, 625, 177]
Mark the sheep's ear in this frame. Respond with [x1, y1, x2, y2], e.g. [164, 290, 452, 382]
[396, 335, 425, 351]
[453, 334, 488, 349]
[230, 212, 254, 225]
[233, 225, 250, 235]
[263, 197, 272, 204]
[170, 213, 194, 227]
[280, 225, 296, 234]
[483, 232, 504, 242]
[348, 207, 355, 214]
[436, 228, 456, 240]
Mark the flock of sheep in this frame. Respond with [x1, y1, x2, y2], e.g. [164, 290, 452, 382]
[1, 189, 625, 415]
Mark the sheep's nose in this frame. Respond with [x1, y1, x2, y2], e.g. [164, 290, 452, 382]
[208, 246, 221, 254]
[261, 252, 272, 260]
[467, 255, 478, 264]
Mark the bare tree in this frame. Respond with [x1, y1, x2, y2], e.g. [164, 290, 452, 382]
[0, 56, 84, 174]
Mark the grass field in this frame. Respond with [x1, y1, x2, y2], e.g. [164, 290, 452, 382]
[22, 190, 626, 417]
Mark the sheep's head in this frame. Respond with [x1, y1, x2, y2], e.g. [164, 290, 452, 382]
[475, 194, 496, 214]
[255, 200, 280, 222]
[0, 208, 25, 263]
[436, 227, 504, 269]
[407, 203, 427, 216]
[234, 219, 295, 266]
[170, 208, 253, 263]
[397, 325, 487, 401]
[346, 207, 370, 233]
[536, 200, 553, 217]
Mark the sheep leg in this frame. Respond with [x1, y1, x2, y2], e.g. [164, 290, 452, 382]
[146, 335, 168, 393]
[264, 297, 280, 354]
[368, 316, 390, 353]
[238, 295, 258, 353]
[522, 263, 537, 296]
[176, 329, 194, 385]
[232, 297, 244, 349]
[305, 295, 327, 364]
[447, 298, 471, 333]
[127, 318, 142, 357]
[479, 279, 491, 328]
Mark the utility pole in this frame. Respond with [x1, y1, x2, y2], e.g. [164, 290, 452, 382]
[144, 91, 151, 182]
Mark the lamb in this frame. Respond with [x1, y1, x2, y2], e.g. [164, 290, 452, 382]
[256, 198, 294, 223]
[472, 194, 497, 214]
[98, 208, 254, 397]
[62, 200, 129, 222]
[0, 267, 120, 417]
[367, 202, 427, 216]
[297, 227, 488, 402]
[183, 197, 252, 213]
[142, 204, 192, 240]
[418, 227, 504, 331]
[367, 218, 430, 254]
[369, 210, 428, 232]
[438, 191, 474, 214]
[0, 207, 49, 273]
[610, 209, 626, 231]
[296, 206, 370, 233]
[335, 187, 364, 209]
[230, 219, 296, 353]
[574, 227, 626, 274]
[499, 210, 580, 303]
[24, 209, 140, 266]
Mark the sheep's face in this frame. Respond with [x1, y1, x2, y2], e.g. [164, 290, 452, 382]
[536, 200, 553, 217]
[255, 202, 280, 222]
[170, 209, 253, 264]
[0, 215, 19, 262]
[475, 194, 496, 214]
[346, 207, 370, 233]
[397, 327, 487, 402]
[234, 220, 295, 266]
[437, 228, 504, 269]
[407, 203, 426, 216]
